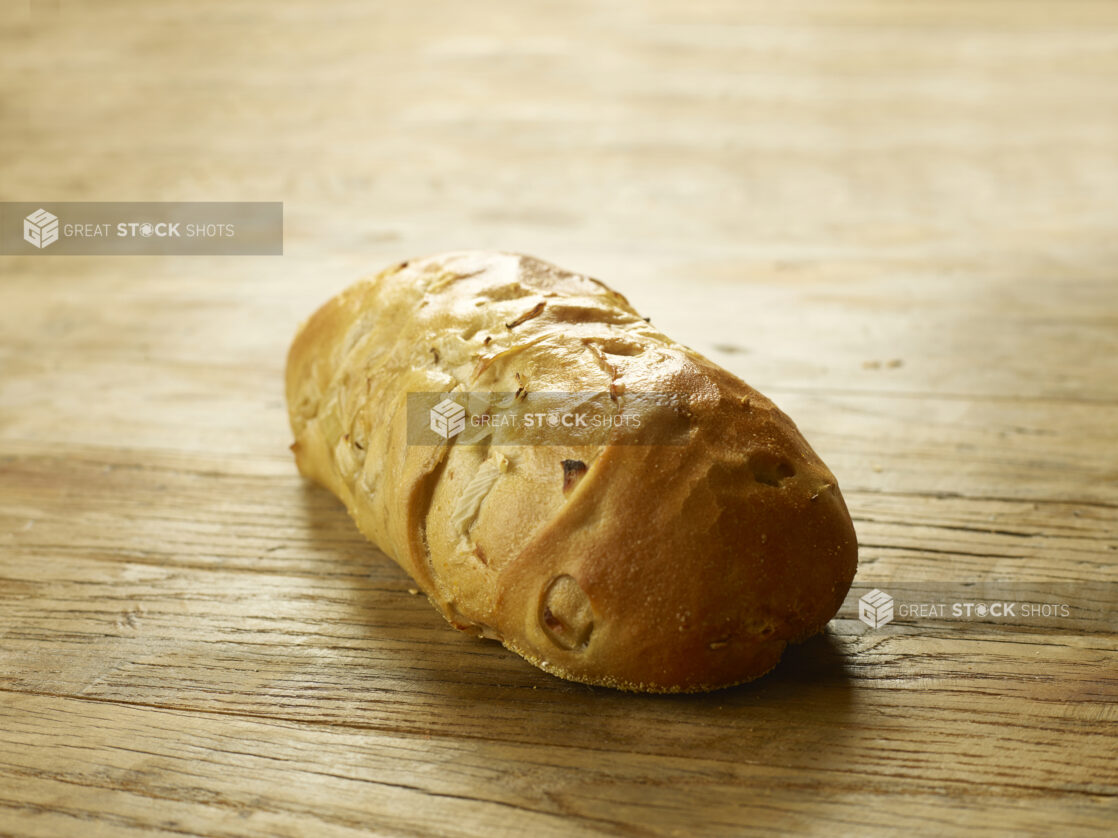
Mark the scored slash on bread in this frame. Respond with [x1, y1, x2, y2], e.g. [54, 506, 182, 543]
[285, 252, 858, 692]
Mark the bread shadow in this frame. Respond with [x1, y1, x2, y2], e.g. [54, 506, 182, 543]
[386, 630, 860, 793]
[368, 611, 856, 775]
[293, 480, 411, 576]
[295, 479, 857, 776]
[742, 629, 854, 697]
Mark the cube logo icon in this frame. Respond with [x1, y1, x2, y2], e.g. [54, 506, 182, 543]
[429, 397, 466, 439]
[24, 209, 59, 249]
[859, 589, 894, 628]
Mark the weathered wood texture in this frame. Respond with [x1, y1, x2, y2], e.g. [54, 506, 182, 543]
[1, 1, 1116, 835]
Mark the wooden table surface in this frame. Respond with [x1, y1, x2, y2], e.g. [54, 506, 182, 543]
[2, 1, 1116, 835]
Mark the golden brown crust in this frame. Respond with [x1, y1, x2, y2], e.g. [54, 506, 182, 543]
[285, 252, 858, 692]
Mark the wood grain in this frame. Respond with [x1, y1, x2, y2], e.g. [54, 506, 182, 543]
[1, 0, 1117, 835]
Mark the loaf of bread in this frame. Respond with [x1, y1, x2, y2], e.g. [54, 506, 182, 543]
[285, 252, 857, 692]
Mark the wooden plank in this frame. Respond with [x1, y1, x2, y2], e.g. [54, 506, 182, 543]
[2, 347, 1116, 503]
[3, 691, 1113, 838]
[3, 262, 1117, 405]
[0, 554, 1115, 797]
[2, 445, 1115, 580]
